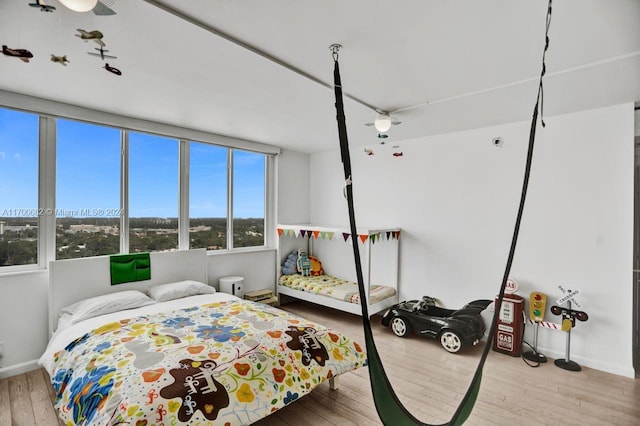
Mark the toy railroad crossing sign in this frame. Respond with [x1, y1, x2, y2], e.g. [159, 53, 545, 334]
[552, 286, 588, 330]
[550, 285, 589, 372]
[555, 285, 581, 308]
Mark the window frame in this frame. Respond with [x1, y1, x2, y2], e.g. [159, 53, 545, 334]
[0, 94, 278, 273]
[229, 148, 268, 251]
[0, 110, 51, 273]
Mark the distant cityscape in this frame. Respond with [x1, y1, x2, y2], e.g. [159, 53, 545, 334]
[0, 217, 264, 266]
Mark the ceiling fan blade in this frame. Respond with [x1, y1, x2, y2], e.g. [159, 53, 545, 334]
[93, 1, 116, 15]
[364, 122, 375, 127]
[391, 121, 402, 126]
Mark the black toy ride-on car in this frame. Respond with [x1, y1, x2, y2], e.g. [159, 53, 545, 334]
[381, 296, 492, 353]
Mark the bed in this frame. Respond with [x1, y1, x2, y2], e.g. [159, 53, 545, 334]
[39, 249, 366, 425]
[276, 225, 400, 317]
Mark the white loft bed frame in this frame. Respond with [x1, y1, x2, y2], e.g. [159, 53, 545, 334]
[48, 249, 208, 337]
[276, 224, 400, 317]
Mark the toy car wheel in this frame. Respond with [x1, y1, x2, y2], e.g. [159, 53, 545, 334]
[390, 317, 411, 338]
[440, 330, 463, 353]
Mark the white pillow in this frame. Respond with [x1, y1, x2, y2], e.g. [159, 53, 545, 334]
[147, 280, 216, 302]
[61, 290, 155, 324]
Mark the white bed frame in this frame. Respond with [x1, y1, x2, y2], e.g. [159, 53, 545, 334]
[48, 249, 208, 336]
[276, 225, 399, 317]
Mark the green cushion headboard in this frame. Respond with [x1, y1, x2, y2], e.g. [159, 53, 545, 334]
[110, 253, 151, 285]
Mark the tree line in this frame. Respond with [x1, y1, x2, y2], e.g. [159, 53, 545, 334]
[0, 217, 264, 266]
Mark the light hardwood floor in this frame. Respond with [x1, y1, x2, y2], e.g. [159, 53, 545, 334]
[2, 300, 639, 425]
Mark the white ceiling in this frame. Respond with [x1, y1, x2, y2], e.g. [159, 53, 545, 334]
[1, 0, 639, 153]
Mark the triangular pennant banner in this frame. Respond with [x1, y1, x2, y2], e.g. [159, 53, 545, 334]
[277, 228, 283, 236]
[313, 230, 320, 239]
[342, 232, 350, 242]
[327, 232, 334, 240]
[300, 230, 307, 238]
[395, 231, 400, 240]
[386, 231, 391, 240]
[359, 234, 368, 244]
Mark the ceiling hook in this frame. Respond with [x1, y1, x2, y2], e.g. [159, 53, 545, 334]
[329, 43, 342, 62]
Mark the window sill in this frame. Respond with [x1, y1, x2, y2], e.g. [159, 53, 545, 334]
[206, 246, 276, 256]
[0, 266, 47, 278]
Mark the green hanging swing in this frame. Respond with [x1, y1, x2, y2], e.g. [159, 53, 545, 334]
[330, 2, 553, 424]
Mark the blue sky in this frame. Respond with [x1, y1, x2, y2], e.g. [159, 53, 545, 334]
[0, 108, 265, 218]
[0, 109, 39, 212]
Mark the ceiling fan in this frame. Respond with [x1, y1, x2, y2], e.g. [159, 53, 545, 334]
[57, 0, 116, 15]
[364, 112, 402, 133]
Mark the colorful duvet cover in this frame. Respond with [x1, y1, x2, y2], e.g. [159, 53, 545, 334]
[40, 293, 366, 425]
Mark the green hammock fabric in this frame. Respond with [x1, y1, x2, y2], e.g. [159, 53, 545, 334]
[329, 2, 551, 424]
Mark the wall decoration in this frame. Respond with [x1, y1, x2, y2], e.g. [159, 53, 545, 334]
[2, 45, 33, 62]
[75, 29, 105, 47]
[50, 54, 70, 66]
[103, 63, 122, 75]
[29, 0, 55, 12]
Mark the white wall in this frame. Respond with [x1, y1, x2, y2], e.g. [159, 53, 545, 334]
[276, 149, 310, 225]
[310, 103, 635, 377]
[0, 271, 49, 376]
[275, 150, 311, 263]
[207, 250, 277, 293]
[0, 148, 307, 378]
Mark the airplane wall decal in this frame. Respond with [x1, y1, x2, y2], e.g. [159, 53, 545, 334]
[51, 54, 70, 66]
[75, 29, 105, 47]
[28, 0, 55, 12]
[2, 45, 34, 63]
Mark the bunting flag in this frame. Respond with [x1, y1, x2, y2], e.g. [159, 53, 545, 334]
[321, 231, 328, 240]
[277, 226, 399, 242]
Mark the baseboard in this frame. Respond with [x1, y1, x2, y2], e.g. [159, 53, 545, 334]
[536, 346, 635, 378]
[0, 360, 40, 380]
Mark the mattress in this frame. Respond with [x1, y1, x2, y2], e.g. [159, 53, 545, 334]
[39, 293, 366, 425]
[278, 274, 396, 305]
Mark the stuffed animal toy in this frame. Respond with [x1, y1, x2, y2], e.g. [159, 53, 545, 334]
[309, 255, 324, 276]
[297, 248, 311, 276]
[282, 251, 298, 275]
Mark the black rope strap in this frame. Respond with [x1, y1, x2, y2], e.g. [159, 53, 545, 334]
[331, 1, 553, 424]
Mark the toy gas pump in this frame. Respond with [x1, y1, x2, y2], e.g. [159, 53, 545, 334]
[492, 279, 525, 357]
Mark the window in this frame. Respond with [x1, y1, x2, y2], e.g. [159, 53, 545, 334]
[0, 109, 39, 267]
[0, 103, 274, 271]
[129, 132, 179, 252]
[56, 120, 121, 259]
[232, 150, 265, 248]
[189, 142, 228, 250]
